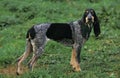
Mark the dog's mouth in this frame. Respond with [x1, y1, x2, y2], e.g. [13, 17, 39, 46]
[86, 19, 92, 24]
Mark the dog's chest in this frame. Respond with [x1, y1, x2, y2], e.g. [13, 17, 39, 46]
[72, 21, 83, 44]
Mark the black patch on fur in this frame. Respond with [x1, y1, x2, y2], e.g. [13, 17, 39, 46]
[46, 23, 72, 41]
[26, 26, 36, 39]
[78, 21, 92, 40]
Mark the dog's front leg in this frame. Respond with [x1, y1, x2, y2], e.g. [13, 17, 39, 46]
[75, 44, 82, 71]
[70, 43, 81, 72]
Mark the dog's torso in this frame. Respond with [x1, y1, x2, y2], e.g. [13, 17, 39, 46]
[26, 21, 88, 46]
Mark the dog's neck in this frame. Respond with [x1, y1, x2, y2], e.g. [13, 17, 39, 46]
[79, 20, 92, 40]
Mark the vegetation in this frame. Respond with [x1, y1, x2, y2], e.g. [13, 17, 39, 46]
[0, 0, 120, 78]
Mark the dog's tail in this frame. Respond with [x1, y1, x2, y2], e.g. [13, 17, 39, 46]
[27, 33, 32, 41]
[26, 26, 36, 40]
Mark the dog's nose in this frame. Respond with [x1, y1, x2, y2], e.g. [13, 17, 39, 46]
[88, 17, 92, 21]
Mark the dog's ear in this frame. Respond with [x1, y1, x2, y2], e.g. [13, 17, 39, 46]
[82, 9, 88, 23]
[93, 10, 101, 38]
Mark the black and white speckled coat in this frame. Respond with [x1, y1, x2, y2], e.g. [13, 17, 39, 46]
[26, 19, 92, 61]
[16, 9, 100, 74]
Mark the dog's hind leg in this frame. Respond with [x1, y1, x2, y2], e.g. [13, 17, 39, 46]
[28, 36, 47, 71]
[28, 47, 44, 71]
[16, 54, 24, 62]
[28, 53, 36, 71]
[16, 39, 32, 75]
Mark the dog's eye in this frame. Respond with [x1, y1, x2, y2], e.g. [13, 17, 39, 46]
[85, 11, 89, 14]
[86, 11, 88, 13]
[91, 10, 94, 14]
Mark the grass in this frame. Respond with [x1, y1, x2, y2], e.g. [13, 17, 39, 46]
[0, 0, 120, 78]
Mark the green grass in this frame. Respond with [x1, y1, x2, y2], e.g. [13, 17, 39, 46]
[0, 0, 120, 78]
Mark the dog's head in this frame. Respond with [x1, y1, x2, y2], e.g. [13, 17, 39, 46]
[83, 9, 101, 38]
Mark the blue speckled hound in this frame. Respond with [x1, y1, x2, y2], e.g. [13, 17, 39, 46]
[16, 9, 100, 75]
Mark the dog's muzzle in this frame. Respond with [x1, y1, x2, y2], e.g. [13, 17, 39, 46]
[86, 13, 94, 24]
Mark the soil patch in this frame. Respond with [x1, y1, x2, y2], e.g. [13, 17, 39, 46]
[0, 65, 28, 76]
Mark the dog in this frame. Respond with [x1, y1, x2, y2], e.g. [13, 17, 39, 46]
[16, 8, 100, 75]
